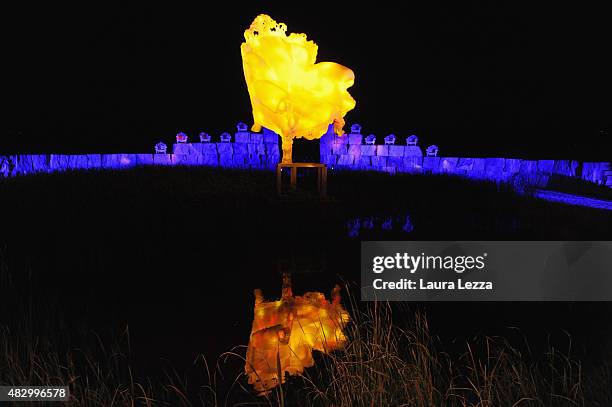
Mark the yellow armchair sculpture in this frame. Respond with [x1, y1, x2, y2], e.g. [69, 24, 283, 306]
[241, 14, 356, 163]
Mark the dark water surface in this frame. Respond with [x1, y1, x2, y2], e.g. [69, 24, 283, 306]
[1, 167, 611, 378]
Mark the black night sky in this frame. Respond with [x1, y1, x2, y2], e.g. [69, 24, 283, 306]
[3, 3, 610, 159]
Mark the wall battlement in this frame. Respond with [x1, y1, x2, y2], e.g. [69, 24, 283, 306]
[320, 125, 612, 189]
[1, 123, 610, 192]
[0, 126, 280, 177]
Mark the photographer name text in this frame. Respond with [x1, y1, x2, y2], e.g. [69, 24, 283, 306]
[372, 278, 493, 290]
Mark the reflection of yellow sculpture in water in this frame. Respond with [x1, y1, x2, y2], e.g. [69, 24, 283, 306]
[241, 14, 356, 163]
[245, 273, 350, 394]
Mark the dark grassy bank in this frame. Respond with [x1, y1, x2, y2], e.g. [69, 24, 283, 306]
[0, 167, 611, 405]
[2, 266, 612, 406]
[545, 174, 612, 201]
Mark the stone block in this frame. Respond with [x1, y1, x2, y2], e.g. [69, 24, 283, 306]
[456, 158, 474, 174]
[570, 161, 580, 177]
[263, 128, 279, 143]
[173, 154, 200, 166]
[332, 143, 348, 155]
[50, 154, 69, 171]
[320, 142, 332, 156]
[265, 156, 279, 169]
[172, 154, 187, 165]
[423, 156, 440, 172]
[265, 143, 280, 157]
[412, 157, 424, 168]
[471, 158, 486, 175]
[32, 155, 49, 172]
[519, 160, 537, 175]
[537, 160, 555, 174]
[404, 146, 423, 157]
[219, 154, 233, 168]
[69, 155, 89, 169]
[439, 157, 458, 173]
[319, 132, 334, 145]
[0, 156, 10, 177]
[338, 154, 354, 166]
[376, 145, 389, 156]
[389, 146, 405, 157]
[403, 156, 423, 173]
[387, 156, 403, 168]
[348, 134, 363, 145]
[323, 154, 338, 166]
[87, 154, 102, 168]
[201, 144, 218, 155]
[250, 133, 263, 143]
[135, 154, 153, 166]
[190, 143, 204, 155]
[248, 155, 264, 168]
[16, 155, 33, 174]
[173, 143, 197, 155]
[101, 154, 120, 169]
[371, 156, 387, 167]
[233, 143, 249, 155]
[589, 162, 607, 183]
[485, 158, 505, 179]
[232, 154, 249, 168]
[356, 156, 371, 168]
[153, 154, 172, 166]
[2, 156, 12, 176]
[235, 132, 250, 143]
[581, 162, 595, 182]
[593, 162, 611, 184]
[503, 159, 521, 175]
[117, 154, 137, 168]
[248, 143, 265, 155]
[217, 143, 233, 156]
[199, 153, 219, 166]
[333, 134, 349, 145]
[348, 144, 362, 157]
[552, 160, 570, 176]
[361, 145, 376, 156]
[459, 158, 482, 179]
[8, 155, 18, 176]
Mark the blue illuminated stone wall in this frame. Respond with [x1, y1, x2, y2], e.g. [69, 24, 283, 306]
[0, 128, 280, 177]
[1, 122, 610, 193]
[320, 125, 612, 190]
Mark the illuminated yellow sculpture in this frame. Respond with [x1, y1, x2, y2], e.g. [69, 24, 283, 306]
[241, 14, 356, 163]
[245, 274, 350, 394]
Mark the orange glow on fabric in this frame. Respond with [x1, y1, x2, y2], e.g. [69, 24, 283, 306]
[241, 14, 356, 163]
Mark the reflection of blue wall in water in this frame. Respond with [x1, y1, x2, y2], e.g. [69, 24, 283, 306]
[347, 215, 415, 238]
[1, 122, 610, 194]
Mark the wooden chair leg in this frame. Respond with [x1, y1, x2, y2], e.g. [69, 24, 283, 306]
[276, 164, 282, 196]
[290, 166, 297, 191]
[321, 166, 327, 198]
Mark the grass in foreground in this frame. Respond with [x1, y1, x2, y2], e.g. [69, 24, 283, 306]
[1, 168, 611, 405]
[2, 267, 611, 407]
